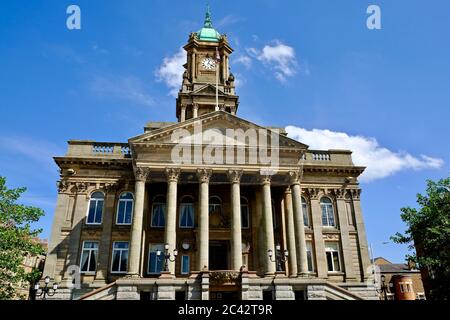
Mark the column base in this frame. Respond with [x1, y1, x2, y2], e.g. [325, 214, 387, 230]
[159, 271, 175, 279]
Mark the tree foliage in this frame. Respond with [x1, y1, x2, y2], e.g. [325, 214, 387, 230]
[391, 176, 450, 300]
[0, 176, 45, 300]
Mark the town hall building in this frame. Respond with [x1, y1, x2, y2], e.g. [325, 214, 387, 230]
[42, 8, 378, 300]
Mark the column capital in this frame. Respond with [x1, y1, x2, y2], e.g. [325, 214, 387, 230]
[57, 179, 70, 193]
[259, 170, 273, 185]
[284, 186, 292, 195]
[332, 188, 348, 200]
[165, 168, 181, 183]
[74, 182, 89, 194]
[197, 168, 212, 183]
[349, 188, 362, 200]
[288, 170, 303, 185]
[227, 169, 243, 184]
[306, 187, 320, 200]
[133, 166, 150, 182]
[104, 182, 119, 194]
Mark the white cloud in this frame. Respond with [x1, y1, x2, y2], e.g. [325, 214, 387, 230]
[247, 41, 302, 82]
[234, 55, 252, 69]
[216, 15, 241, 29]
[155, 48, 186, 97]
[90, 75, 154, 106]
[0, 136, 63, 174]
[285, 126, 444, 183]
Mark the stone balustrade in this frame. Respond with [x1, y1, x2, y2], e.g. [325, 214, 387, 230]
[66, 140, 131, 158]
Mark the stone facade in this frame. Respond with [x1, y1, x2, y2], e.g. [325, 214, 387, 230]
[40, 10, 377, 300]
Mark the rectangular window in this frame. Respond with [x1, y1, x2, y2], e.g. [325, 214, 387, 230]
[80, 241, 99, 273]
[306, 242, 315, 272]
[181, 255, 190, 275]
[241, 205, 250, 229]
[148, 244, 164, 274]
[325, 243, 341, 272]
[117, 200, 133, 225]
[179, 204, 194, 228]
[111, 242, 129, 273]
[302, 200, 309, 227]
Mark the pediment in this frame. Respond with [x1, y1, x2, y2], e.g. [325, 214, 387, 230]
[129, 111, 308, 150]
[191, 84, 226, 96]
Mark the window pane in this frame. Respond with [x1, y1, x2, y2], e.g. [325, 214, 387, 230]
[117, 201, 126, 224]
[80, 250, 89, 272]
[302, 202, 309, 226]
[149, 252, 157, 273]
[181, 255, 190, 274]
[120, 192, 133, 200]
[120, 250, 128, 272]
[326, 252, 333, 271]
[95, 200, 103, 223]
[307, 251, 313, 272]
[87, 200, 96, 223]
[321, 205, 328, 225]
[112, 250, 120, 272]
[333, 252, 340, 271]
[328, 207, 335, 226]
[241, 205, 249, 228]
[152, 205, 166, 227]
[125, 201, 133, 224]
[89, 250, 97, 272]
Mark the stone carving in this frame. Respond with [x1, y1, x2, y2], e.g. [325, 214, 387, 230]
[133, 166, 150, 182]
[227, 169, 242, 184]
[259, 172, 272, 185]
[165, 168, 181, 183]
[74, 182, 89, 193]
[288, 170, 303, 185]
[306, 188, 320, 200]
[209, 271, 241, 286]
[333, 188, 347, 200]
[349, 188, 362, 200]
[57, 179, 70, 193]
[196, 168, 212, 183]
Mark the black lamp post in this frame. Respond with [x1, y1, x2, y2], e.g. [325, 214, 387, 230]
[268, 244, 288, 272]
[32, 276, 58, 300]
[157, 243, 178, 272]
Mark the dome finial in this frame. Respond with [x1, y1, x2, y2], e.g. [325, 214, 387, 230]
[204, 4, 213, 28]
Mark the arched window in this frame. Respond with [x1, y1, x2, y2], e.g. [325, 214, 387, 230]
[116, 192, 134, 225]
[151, 195, 166, 227]
[320, 197, 335, 227]
[241, 197, 250, 229]
[87, 191, 104, 224]
[209, 196, 222, 215]
[301, 197, 309, 227]
[179, 196, 194, 228]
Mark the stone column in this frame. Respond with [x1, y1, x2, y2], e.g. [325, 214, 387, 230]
[351, 189, 372, 281]
[228, 169, 243, 271]
[284, 188, 298, 277]
[165, 168, 180, 274]
[334, 189, 356, 280]
[193, 104, 199, 119]
[96, 183, 118, 281]
[128, 167, 150, 277]
[309, 189, 328, 278]
[260, 173, 276, 275]
[180, 105, 186, 122]
[197, 169, 212, 271]
[65, 182, 89, 278]
[289, 171, 308, 276]
[43, 180, 70, 281]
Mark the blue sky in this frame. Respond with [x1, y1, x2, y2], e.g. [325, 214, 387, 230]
[0, 0, 449, 263]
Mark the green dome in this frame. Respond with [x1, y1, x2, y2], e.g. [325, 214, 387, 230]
[196, 6, 221, 42]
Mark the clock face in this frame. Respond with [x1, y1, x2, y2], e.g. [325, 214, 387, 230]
[201, 57, 216, 70]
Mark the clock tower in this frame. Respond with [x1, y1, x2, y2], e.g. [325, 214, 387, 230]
[176, 7, 239, 122]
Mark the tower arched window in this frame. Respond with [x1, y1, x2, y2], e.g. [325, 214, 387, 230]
[320, 197, 335, 227]
[151, 195, 166, 227]
[209, 196, 222, 215]
[87, 191, 104, 224]
[116, 192, 134, 225]
[179, 196, 195, 228]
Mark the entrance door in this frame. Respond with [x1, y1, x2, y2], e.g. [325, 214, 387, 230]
[209, 241, 228, 270]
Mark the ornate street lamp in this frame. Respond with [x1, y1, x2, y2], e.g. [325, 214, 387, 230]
[157, 243, 178, 272]
[268, 244, 288, 272]
[32, 276, 58, 300]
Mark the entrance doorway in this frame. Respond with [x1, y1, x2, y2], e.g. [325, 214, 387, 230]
[209, 241, 229, 270]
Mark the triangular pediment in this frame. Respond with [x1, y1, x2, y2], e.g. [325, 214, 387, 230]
[129, 111, 308, 150]
[191, 84, 227, 96]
